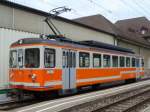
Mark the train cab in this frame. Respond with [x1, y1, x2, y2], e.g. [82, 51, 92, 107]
[9, 40, 61, 91]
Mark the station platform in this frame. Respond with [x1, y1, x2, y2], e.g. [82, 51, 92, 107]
[142, 105, 150, 112]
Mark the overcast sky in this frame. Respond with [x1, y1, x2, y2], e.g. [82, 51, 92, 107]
[9, 0, 150, 23]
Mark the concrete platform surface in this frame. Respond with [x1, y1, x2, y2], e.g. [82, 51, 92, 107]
[11, 80, 150, 112]
[0, 94, 11, 102]
[142, 106, 150, 112]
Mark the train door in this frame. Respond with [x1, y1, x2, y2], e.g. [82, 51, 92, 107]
[18, 49, 24, 84]
[62, 49, 76, 90]
[136, 58, 140, 79]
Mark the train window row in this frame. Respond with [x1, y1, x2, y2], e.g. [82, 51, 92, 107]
[10, 48, 144, 68]
[79, 52, 143, 68]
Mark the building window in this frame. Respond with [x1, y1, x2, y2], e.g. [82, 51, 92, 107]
[93, 53, 101, 67]
[140, 27, 148, 35]
[103, 55, 111, 67]
[132, 58, 136, 67]
[128, 28, 135, 33]
[126, 57, 130, 67]
[79, 52, 90, 67]
[25, 48, 40, 68]
[112, 56, 118, 67]
[44, 48, 55, 68]
[120, 56, 125, 67]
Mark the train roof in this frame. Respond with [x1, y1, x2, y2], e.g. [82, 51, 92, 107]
[11, 35, 134, 54]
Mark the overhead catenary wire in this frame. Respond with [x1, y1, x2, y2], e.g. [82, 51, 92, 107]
[9, 0, 150, 22]
[120, 0, 147, 16]
[87, 0, 112, 14]
[60, 0, 85, 17]
[140, 0, 150, 8]
[71, 9, 83, 16]
[143, 0, 150, 7]
[131, 0, 150, 16]
[86, 0, 119, 20]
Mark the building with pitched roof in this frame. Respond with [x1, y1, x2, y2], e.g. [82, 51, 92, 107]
[0, 0, 150, 93]
[74, 15, 150, 69]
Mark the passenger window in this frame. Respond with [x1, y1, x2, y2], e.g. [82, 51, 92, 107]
[136, 59, 140, 67]
[126, 57, 130, 67]
[69, 52, 73, 67]
[62, 51, 66, 68]
[10, 50, 17, 68]
[44, 48, 55, 68]
[79, 52, 90, 67]
[93, 53, 101, 67]
[132, 58, 136, 67]
[142, 59, 144, 67]
[103, 55, 110, 67]
[66, 52, 69, 68]
[73, 52, 76, 67]
[18, 49, 23, 68]
[120, 56, 125, 67]
[112, 56, 118, 67]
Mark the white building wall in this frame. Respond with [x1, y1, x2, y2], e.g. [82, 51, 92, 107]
[118, 41, 150, 69]
[51, 20, 115, 44]
[0, 28, 39, 89]
[0, 4, 115, 45]
[140, 48, 150, 68]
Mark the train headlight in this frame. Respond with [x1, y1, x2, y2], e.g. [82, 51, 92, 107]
[18, 40, 23, 44]
[31, 74, 37, 82]
[10, 73, 14, 79]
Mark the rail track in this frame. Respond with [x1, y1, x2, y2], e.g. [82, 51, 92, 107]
[1, 79, 150, 111]
[0, 98, 40, 110]
[92, 86, 150, 112]
[61, 83, 150, 112]
[0, 80, 125, 110]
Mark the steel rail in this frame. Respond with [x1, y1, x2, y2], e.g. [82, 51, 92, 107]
[93, 87, 150, 112]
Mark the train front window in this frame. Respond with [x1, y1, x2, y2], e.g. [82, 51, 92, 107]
[44, 48, 55, 68]
[25, 48, 40, 68]
[10, 50, 17, 68]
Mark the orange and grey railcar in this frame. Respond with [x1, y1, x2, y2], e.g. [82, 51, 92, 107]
[9, 37, 144, 94]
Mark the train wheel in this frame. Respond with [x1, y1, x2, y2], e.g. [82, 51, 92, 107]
[92, 84, 100, 90]
[33, 91, 58, 99]
[125, 78, 136, 84]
